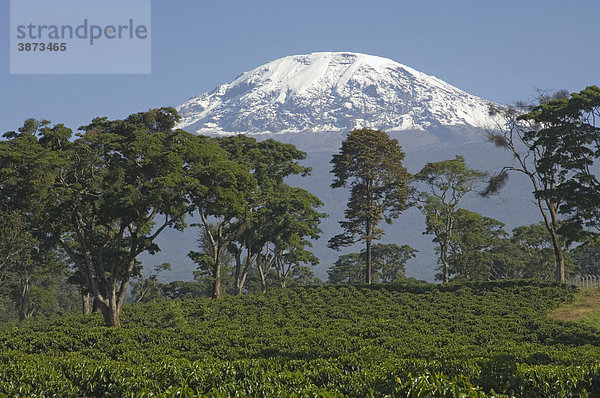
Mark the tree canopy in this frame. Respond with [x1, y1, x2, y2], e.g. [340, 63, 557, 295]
[0, 109, 246, 326]
[486, 92, 572, 282]
[522, 86, 600, 239]
[214, 136, 326, 294]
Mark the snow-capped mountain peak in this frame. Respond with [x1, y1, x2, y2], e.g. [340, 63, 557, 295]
[175, 52, 497, 135]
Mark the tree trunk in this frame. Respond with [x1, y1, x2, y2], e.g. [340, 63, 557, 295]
[442, 215, 454, 284]
[101, 306, 121, 327]
[92, 297, 100, 313]
[442, 260, 450, 283]
[95, 285, 125, 327]
[98, 295, 122, 327]
[18, 279, 30, 321]
[233, 247, 242, 294]
[212, 259, 222, 299]
[441, 245, 450, 283]
[550, 232, 565, 282]
[258, 257, 268, 293]
[275, 254, 289, 288]
[277, 258, 287, 288]
[542, 200, 565, 282]
[235, 249, 255, 295]
[82, 292, 91, 315]
[260, 271, 267, 293]
[365, 221, 372, 284]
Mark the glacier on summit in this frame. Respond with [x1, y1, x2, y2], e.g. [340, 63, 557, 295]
[175, 52, 498, 137]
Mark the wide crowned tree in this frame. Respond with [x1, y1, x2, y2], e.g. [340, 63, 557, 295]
[522, 87, 600, 244]
[0, 108, 248, 326]
[483, 88, 600, 282]
[328, 129, 409, 284]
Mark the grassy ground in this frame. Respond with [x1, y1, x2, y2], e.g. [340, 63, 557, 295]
[550, 288, 600, 328]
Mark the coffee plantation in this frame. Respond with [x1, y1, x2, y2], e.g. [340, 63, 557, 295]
[0, 280, 599, 397]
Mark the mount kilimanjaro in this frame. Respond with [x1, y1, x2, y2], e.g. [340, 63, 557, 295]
[152, 52, 539, 282]
[175, 52, 498, 140]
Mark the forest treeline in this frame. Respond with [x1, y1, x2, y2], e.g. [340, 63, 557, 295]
[0, 86, 598, 326]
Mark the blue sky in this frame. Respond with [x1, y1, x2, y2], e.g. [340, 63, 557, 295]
[1, 0, 598, 133]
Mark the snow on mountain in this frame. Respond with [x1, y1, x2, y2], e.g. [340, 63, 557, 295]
[175, 52, 498, 136]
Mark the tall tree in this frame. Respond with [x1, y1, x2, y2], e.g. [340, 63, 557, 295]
[0, 109, 238, 326]
[411, 156, 486, 283]
[216, 136, 325, 294]
[0, 211, 77, 320]
[522, 86, 600, 248]
[189, 223, 237, 299]
[189, 160, 255, 299]
[9, 245, 69, 320]
[328, 128, 409, 284]
[484, 90, 576, 282]
[257, 185, 324, 290]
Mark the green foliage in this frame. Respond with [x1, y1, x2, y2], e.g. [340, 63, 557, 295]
[0, 210, 77, 321]
[189, 140, 256, 299]
[129, 263, 172, 303]
[484, 88, 600, 282]
[446, 210, 506, 281]
[327, 253, 364, 284]
[571, 239, 600, 275]
[161, 281, 208, 300]
[0, 281, 598, 396]
[0, 109, 247, 326]
[506, 223, 575, 279]
[328, 243, 417, 284]
[329, 129, 409, 283]
[285, 265, 322, 288]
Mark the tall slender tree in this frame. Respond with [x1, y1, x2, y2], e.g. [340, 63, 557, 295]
[189, 159, 255, 299]
[328, 128, 409, 284]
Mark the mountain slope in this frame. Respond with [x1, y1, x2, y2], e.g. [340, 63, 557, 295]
[175, 52, 497, 136]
